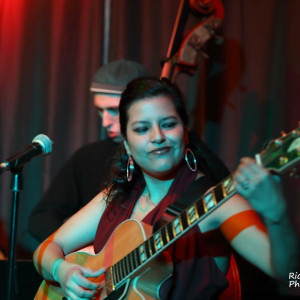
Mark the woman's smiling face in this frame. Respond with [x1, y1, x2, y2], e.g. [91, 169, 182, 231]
[125, 95, 187, 179]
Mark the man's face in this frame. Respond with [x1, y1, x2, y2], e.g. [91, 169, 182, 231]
[94, 93, 122, 142]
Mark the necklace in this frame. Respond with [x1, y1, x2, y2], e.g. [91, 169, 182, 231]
[137, 191, 155, 213]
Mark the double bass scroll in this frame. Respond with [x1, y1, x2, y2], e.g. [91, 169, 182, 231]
[161, 0, 224, 82]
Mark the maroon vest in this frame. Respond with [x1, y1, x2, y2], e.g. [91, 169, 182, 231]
[94, 165, 229, 299]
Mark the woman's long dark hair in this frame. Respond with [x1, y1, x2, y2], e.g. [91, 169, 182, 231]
[105, 77, 229, 205]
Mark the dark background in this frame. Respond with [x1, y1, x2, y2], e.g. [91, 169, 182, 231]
[0, 0, 299, 298]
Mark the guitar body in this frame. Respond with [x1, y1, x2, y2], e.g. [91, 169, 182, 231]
[35, 219, 173, 300]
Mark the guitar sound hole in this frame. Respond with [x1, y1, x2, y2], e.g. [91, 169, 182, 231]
[106, 283, 127, 300]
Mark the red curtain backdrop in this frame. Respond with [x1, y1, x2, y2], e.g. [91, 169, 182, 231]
[0, 0, 299, 263]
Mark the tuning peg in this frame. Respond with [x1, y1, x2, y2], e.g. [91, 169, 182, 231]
[294, 126, 300, 136]
[274, 139, 283, 146]
[279, 156, 289, 165]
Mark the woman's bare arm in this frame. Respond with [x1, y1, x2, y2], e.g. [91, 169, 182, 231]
[215, 158, 299, 282]
[33, 191, 107, 298]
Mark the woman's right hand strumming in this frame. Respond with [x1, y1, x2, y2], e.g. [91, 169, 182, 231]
[55, 259, 104, 299]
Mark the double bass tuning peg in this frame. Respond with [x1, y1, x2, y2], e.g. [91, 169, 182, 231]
[204, 22, 224, 45]
[200, 49, 209, 59]
[214, 35, 224, 45]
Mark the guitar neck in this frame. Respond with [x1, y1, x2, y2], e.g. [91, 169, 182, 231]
[106, 174, 236, 290]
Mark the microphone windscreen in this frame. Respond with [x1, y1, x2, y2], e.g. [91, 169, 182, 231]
[32, 134, 53, 155]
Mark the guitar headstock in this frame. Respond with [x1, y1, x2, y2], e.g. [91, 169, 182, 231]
[257, 126, 300, 176]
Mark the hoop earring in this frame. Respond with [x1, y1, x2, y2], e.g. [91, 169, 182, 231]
[127, 156, 135, 182]
[185, 148, 197, 172]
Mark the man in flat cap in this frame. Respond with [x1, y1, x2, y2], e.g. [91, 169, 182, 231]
[90, 60, 148, 143]
[29, 60, 148, 242]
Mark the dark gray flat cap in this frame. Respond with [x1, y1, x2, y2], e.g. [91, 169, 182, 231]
[90, 59, 148, 94]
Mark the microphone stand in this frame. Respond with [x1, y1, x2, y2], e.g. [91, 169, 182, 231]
[7, 167, 23, 300]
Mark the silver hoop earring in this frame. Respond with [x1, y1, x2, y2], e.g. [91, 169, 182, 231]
[185, 148, 197, 172]
[127, 156, 135, 182]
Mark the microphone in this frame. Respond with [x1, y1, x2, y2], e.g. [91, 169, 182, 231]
[0, 134, 53, 173]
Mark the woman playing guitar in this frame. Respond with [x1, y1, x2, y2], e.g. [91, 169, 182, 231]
[33, 77, 299, 299]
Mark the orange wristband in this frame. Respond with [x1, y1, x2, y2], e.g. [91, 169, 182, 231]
[37, 231, 57, 276]
[220, 210, 267, 243]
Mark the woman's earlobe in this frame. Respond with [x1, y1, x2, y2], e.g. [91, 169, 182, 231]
[185, 129, 190, 145]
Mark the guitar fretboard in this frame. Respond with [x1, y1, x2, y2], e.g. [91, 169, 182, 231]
[105, 174, 236, 290]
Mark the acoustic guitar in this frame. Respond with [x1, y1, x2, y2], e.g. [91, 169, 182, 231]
[35, 126, 300, 299]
